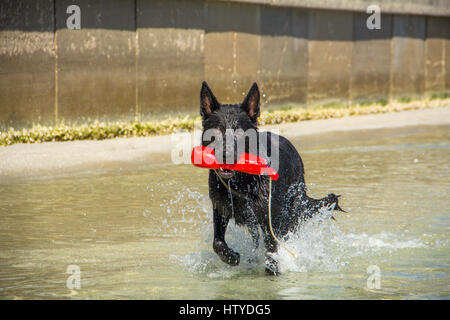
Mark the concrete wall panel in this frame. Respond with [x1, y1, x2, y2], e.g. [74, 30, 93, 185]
[137, 0, 205, 119]
[0, 0, 55, 129]
[425, 17, 448, 94]
[1, 1, 449, 129]
[56, 0, 136, 124]
[351, 13, 392, 103]
[391, 15, 426, 99]
[307, 10, 353, 103]
[259, 7, 308, 106]
[445, 25, 450, 91]
[204, 1, 260, 104]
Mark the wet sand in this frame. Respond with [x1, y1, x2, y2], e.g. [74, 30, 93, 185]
[1, 107, 449, 183]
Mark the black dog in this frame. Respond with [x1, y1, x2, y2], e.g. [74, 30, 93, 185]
[200, 81, 344, 275]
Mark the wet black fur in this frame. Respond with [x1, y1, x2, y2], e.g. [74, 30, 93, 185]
[200, 81, 343, 275]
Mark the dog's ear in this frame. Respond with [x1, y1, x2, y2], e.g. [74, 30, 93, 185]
[241, 82, 260, 122]
[200, 81, 220, 119]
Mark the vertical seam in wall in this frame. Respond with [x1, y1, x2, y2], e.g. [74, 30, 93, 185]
[420, 16, 428, 98]
[422, 15, 427, 96]
[134, 0, 139, 122]
[388, 14, 394, 101]
[424, 16, 428, 93]
[256, 5, 261, 104]
[306, 10, 312, 104]
[232, 31, 237, 77]
[304, 9, 309, 105]
[53, 0, 58, 125]
[203, 2, 207, 83]
[348, 12, 354, 105]
[441, 20, 446, 91]
[443, 23, 447, 91]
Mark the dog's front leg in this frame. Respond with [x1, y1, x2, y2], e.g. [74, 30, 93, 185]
[248, 222, 260, 251]
[212, 206, 240, 266]
[263, 233, 279, 275]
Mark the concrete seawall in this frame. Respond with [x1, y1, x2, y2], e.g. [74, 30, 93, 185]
[0, 0, 449, 129]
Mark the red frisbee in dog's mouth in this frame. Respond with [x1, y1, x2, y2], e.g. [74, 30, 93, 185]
[191, 146, 279, 181]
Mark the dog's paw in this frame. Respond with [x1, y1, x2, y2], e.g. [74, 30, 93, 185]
[265, 267, 278, 276]
[265, 256, 279, 276]
[226, 249, 240, 266]
[213, 240, 240, 266]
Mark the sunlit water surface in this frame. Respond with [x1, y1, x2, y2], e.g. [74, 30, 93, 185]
[0, 125, 449, 299]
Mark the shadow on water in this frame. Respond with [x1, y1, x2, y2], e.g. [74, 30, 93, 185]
[0, 125, 449, 299]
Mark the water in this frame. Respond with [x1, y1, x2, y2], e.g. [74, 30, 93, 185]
[0, 125, 449, 299]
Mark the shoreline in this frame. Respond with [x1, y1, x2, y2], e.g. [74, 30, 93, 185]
[1, 96, 449, 147]
[1, 107, 449, 183]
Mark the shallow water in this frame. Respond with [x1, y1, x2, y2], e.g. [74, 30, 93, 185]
[0, 124, 449, 299]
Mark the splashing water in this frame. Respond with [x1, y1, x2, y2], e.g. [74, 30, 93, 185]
[1, 124, 448, 299]
[171, 188, 427, 278]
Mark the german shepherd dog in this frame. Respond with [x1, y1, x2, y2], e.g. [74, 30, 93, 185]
[200, 81, 344, 275]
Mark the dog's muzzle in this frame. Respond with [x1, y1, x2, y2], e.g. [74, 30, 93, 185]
[218, 168, 235, 179]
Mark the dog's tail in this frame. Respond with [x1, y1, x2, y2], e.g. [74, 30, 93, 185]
[296, 193, 345, 222]
[322, 193, 346, 220]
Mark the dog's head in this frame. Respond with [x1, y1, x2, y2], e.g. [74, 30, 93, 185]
[200, 81, 260, 179]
